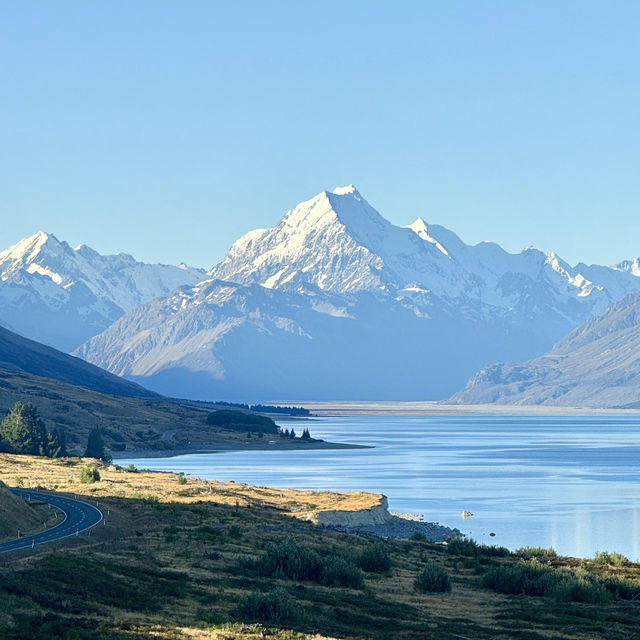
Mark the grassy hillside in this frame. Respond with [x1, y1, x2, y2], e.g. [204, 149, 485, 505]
[0, 369, 304, 454]
[0, 480, 45, 539]
[0, 325, 155, 399]
[0, 454, 639, 640]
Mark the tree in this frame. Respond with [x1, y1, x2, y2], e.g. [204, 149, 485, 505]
[301, 428, 311, 440]
[0, 402, 48, 455]
[84, 428, 110, 461]
[289, 428, 296, 439]
[45, 428, 67, 458]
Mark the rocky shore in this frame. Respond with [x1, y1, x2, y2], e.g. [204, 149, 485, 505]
[328, 513, 461, 541]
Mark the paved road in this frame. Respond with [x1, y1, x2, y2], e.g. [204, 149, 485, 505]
[0, 489, 103, 553]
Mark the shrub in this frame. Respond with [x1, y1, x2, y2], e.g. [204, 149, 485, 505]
[177, 473, 187, 485]
[235, 588, 302, 626]
[79, 467, 100, 484]
[600, 575, 640, 600]
[414, 563, 452, 593]
[321, 556, 365, 589]
[355, 543, 392, 572]
[250, 539, 364, 589]
[482, 562, 612, 604]
[410, 530, 427, 542]
[447, 537, 479, 556]
[516, 546, 557, 560]
[253, 539, 323, 582]
[592, 551, 629, 567]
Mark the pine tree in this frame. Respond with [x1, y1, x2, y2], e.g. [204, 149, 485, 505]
[84, 428, 110, 461]
[301, 428, 311, 440]
[289, 428, 296, 439]
[0, 402, 48, 455]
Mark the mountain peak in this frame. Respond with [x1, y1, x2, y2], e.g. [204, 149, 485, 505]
[405, 218, 449, 256]
[0, 230, 61, 267]
[332, 184, 360, 197]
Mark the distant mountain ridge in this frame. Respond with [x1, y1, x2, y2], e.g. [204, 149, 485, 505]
[0, 231, 204, 351]
[450, 291, 640, 408]
[0, 324, 155, 398]
[76, 186, 640, 401]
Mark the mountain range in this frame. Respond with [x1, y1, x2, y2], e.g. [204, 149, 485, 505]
[451, 291, 640, 408]
[68, 185, 640, 401]
[0, 231, 204, 351]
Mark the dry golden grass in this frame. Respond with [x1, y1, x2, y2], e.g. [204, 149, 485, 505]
[0, 453, 382, 519]
[122, 624, 341, 640]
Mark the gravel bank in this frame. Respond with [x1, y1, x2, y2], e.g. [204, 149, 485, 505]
[328, 514, 461, 541]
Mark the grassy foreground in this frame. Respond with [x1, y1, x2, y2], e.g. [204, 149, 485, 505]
[0, 454, 639, 640]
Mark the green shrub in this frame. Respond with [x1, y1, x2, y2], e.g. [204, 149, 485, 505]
[447, 537, 479, 556]
[355, 543, 392, 572]
[482, 562, 611, 604]
[321, 556, 365, 589]
[253, 539, 323, 582]
[250, 539, 364, 589]
[177, 472, 187, 485]
[592, 551, 629, 567]
[235, 588, 302, 625]
[600, 575, 640, 600]
[79, 466, 100, 484]
[516, 546, 557, 560]
[410, 530, 427, 542]
[414, 562, 452, 593]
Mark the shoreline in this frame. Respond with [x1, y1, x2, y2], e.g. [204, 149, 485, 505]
[294, 401, 640, 415]
[112, 438, 369, 460]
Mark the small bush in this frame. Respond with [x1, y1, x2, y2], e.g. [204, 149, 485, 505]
[253, 539, 323, 582]
[447, 537, 479, 556]
[600, 575, 640, 600]
[482, 562, 612, 604]
[177, 473, 187, 485]
[410, 530, 427, 542]
[322, 556, 365, 589]
[126, 464, 138, 473]
[516, 546, 557, 560]
[414, 562, 452, 593]
[235, 588, 302, 625]
[79, 467, 100, 484]
[250, 539, 364, 589]
[593, 551, 629, 567]
[355, 543, 392, 572]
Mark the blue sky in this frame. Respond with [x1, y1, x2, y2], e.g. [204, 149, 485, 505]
[1, 1, 638, 269]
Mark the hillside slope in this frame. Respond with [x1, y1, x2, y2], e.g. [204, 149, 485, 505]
[0, 480, 40, 539]
[0, 324, 156, 399]
[451, 292, 640, 408]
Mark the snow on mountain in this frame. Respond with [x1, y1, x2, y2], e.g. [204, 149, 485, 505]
[450, 292, 640, 408]
[0, 231, 204, 351]
[76, 186, 640, 401]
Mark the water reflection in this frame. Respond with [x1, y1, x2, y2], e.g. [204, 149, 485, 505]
[121, 413, 640, 560]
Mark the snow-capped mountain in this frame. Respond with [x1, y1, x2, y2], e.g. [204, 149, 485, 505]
[76, 186, 640, 401]
[450, 292, 640, 408]
[0, 231, 204, 351]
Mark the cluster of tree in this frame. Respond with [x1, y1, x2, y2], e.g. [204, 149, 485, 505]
[0, 401, 114, 462]
[0, 402, 67, 457]
[279, 427, 312, 440]
[212, 401, 310, 416]
[205, 410, 278, 434]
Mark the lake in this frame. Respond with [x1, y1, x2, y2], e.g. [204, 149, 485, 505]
[120, 413, 640, 561]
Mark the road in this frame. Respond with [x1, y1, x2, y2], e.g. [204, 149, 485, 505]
[0, 489, 103, 553]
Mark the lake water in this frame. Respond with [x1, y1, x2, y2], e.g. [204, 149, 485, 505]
[120, 413, 640, 561]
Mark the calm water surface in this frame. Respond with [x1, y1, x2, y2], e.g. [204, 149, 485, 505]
[121, 414, 640, 560]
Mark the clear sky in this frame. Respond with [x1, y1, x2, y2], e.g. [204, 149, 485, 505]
[1, 1, 638, 269]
